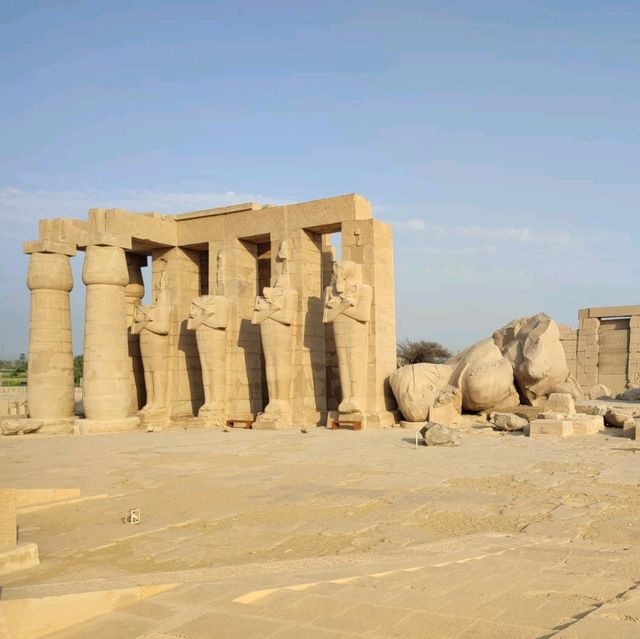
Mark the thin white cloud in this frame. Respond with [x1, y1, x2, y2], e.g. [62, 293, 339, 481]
[0, 186, 286, 230]
[390, 217, 572, 246]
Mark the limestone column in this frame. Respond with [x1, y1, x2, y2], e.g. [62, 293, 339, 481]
[80, 243, 139, 432]
[24, 241, 76, 430]
[125, 254, 147, 414]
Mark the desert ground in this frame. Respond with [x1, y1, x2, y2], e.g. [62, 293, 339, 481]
[3, 420, 640, 638]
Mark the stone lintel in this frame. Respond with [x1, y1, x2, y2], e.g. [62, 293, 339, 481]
[39, 217, 90, 246]
[23, 239, 77, 256]
[587, 305, 640, 318]
[81, 232, 132, 250]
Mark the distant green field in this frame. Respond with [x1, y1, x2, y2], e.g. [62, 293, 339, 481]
[0, 368, 28, 386]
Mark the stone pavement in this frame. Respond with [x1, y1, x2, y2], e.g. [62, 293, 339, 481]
[2, 424, 640, 637]
[35, 534, 640, 638]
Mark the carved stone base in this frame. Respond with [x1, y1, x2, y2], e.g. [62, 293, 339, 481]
[0, 542, 39, 577]
[253, 411, 292, 430]
[326, 409, 396, 429]
[37, 417, 76, 434]
[196, 406, 226, 428]
[75, 416, 141, 434]
[137, 409, 170, 431]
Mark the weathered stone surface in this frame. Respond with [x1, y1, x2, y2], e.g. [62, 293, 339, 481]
[324, 260, 372, 415]
[429, 402, 460, 426]
[604, 409, 636, 429]
[588, 384, 612, 399]
[389, 363, 452, 422]
[490, 412, 528, 432]
[0, 418, 42, 435]
[571, 414, 605, 435]
[547, 393, 576, 415]
[575, 402, 607, 416]
[619, 387, 640, 401]
[449, 339, 519, 412]
[0, 488, 16, 549]
[529, 418, 573, 437]
[420, 422, 460, 447]
[253, 241, 297, 428]
[497, 313, 582, 405]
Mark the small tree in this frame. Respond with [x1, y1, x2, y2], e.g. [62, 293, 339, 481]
[397, 339, 452, 366]
[73, 355, 83, 386]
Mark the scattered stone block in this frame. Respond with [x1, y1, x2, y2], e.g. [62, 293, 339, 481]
[420, 422, 460, 447]
[587, 384, 612, 399]
[571, 415, 604, 435]
[619, 387, 640, 401]
[490, 412, 528, 432]
[604, 409, 635, 429]
[575, 402, 607, 416]
[529, 419, 573, 437]
[548, 393, 576, 415]
[428, 403, 460, 427]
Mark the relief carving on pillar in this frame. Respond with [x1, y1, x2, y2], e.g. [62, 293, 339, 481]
[323, 260, 372, 414]
[132, 258, 171, 423]
[252, 241, 298, 425]
[187, 252, 230, 425]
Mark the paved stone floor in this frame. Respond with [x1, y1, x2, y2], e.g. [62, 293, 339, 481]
[2, 422, 640, 637]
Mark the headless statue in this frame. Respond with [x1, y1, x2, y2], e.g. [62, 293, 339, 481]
[252, 241, 298, 417]
[132, 259, 171, 416]
[323, 260, 372, 414]
[187, 254, 230, 422]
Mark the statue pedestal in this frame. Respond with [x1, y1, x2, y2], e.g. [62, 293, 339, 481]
[196, 406, 226, 428]
[253, 411, 292, 430]
[326, 409, 396, 430]
[137, 409, 170, 431]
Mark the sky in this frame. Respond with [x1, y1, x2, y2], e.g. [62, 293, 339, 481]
[1, 1, 639, 358]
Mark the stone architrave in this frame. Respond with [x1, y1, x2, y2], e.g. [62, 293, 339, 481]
[187, 294, 230, 425]
[132, 259, 172, 427]
[252, 241, 298, 428]
[81, 243, 139, 432]
[323, 260, 373, 415]
[23, 242, 76, 432]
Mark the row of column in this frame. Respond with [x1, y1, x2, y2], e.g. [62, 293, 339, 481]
[26, 243, 135, 430]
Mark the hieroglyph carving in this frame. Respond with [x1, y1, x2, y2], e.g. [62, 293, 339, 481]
[323, 260, 372, 414]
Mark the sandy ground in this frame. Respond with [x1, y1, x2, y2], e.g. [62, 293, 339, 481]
[3, 421, 640, 637]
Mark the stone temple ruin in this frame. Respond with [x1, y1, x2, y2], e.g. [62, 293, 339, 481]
[22, 194, 397, 433]
[12, 191, 640, 442]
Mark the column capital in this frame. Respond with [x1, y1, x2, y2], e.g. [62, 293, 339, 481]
[83, 245, 129, 287]
[27, 251, 73, 292]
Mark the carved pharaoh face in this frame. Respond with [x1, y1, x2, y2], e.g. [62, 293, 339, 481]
[332, 261, 358, 294]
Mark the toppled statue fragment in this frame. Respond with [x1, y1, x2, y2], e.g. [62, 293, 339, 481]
[391, 313, 584, 423]
[490, 412, 528, 432]
[420, 422, 460, 447]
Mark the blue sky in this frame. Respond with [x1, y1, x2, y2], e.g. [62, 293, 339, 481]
[1, 1, 639, 357]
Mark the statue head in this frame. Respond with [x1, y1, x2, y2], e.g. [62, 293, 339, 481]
[332, 260, 359, 294]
